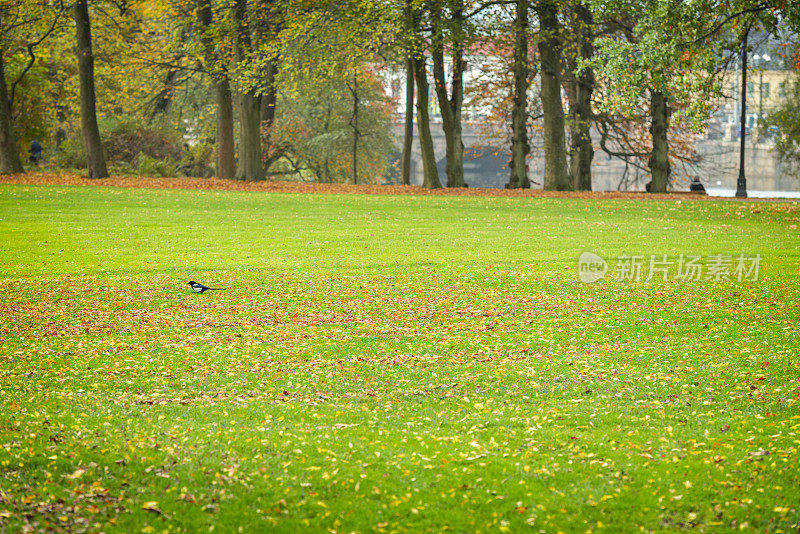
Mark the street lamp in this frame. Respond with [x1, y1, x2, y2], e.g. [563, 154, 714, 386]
[735, 32, 749, 198]
[753, 52, 771, 120]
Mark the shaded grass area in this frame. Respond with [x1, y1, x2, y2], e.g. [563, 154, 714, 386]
[1, 184, 799, 533]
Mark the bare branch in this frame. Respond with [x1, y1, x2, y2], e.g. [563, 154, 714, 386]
[9, 1, 65, 108]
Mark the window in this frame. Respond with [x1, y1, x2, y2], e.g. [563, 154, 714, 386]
[761, 83, 770, 99]
[747, 81, 754, 96]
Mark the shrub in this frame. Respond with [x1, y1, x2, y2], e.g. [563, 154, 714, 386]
[52, 121, 212, 178]
[53, 134, 87, 170]
[104, 120, 183, 165]
[177, 143, 214, 178]
[135, 154, 179, 177]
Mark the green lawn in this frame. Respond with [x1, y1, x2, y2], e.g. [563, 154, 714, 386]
[1, 184, 799, 533]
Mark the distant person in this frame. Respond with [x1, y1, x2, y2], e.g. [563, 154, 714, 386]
[28, 140, 43, 165]
[689, 178, 706, 194]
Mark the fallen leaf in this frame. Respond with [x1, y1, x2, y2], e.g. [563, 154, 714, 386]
[142, 501, 162, 514]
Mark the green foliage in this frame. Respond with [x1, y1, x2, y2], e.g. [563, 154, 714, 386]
[585, 0, 723, 129]
[0, 0, 70, 161]
[53, 120, 214, 177]
[4, 58, 54, 159]
[132, 153, 178, 177]
[263, 0, 399, 91]
[52, 132, 87, 169]
[764, 74, 800, 172]
[271, 68, 395, 183]
[2, 0, 798, 183]
[177, 142, 215, 178]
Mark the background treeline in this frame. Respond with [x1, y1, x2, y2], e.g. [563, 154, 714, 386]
[1, 0, 798, 190]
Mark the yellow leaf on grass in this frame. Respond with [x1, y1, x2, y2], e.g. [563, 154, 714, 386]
[142, 501, 161, 514]
[66, 468, 86, 480]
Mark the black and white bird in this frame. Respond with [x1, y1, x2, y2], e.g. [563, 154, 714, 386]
[187, 281, 225, 293]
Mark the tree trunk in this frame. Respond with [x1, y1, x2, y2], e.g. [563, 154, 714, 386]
[351, 73, 359, 185]
[565, 1, 594, 191]
[260, 59, 278, 171]
[413, 56, 442, 189]
[196, 0, 235, 179]
[233, 0, 263, 181]
[537, 0, 569, 191]
[261, 61, 278, 126]
[0, 52, 23, 174]
[648, 89, 670, 193]
[507, 0, 530, 189]
[237, 91, 263, 181]
[74, 0, 108, 179]
[215, 78, 235, 179]
[400, 56, 414, 186]
[448, 82, 465, 188]
[430, 0, 465, 188]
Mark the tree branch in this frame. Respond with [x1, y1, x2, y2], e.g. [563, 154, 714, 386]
[9, 1, 64, 109]
[690, 1, 793, 44]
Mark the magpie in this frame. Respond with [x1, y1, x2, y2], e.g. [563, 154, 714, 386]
[187, 281, 225, 293]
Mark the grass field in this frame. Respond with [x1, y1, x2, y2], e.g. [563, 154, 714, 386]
[1, 183, 799, 533]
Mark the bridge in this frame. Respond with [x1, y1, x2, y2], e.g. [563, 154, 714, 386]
[389, 121, 797, 192]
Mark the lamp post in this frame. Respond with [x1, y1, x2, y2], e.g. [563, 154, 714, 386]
[735, 31, 748, 198]
[753, 53, 771, 120]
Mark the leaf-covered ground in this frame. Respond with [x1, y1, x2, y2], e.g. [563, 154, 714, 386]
[0, 171, 760, 200]
[0, 182, 798, 533]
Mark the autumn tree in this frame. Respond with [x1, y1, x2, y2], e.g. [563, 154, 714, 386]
[0, 0, 65, 173]
[230, 0, 263, 181]
[407, 1, 441, 188]
[399, 0, 415, 186]
[764, 70, 800, 170]
[587, 0, 730, 192]
[507, 0, 531, 189]
[400, 51, 415, 186]
[231, 0, 394, 184]
[562, 0, 594, 190]
[480, 0, 571, 191]
[74, 0, 108, 178]
[430, 0, 467, 188]
[0, 4, 23, 173]
[259, 5, 280, 174]
[394, 0, 420, 185]
[535, 0, 570, 190]
[390, 0, 422, 186]
[465, 3, 543, 188]
[272, 67, 394, 183]
[193, 0, 235, 179]
[0, 50, 22, 173]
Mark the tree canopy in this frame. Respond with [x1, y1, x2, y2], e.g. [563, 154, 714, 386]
[0, 0, 797, 189]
